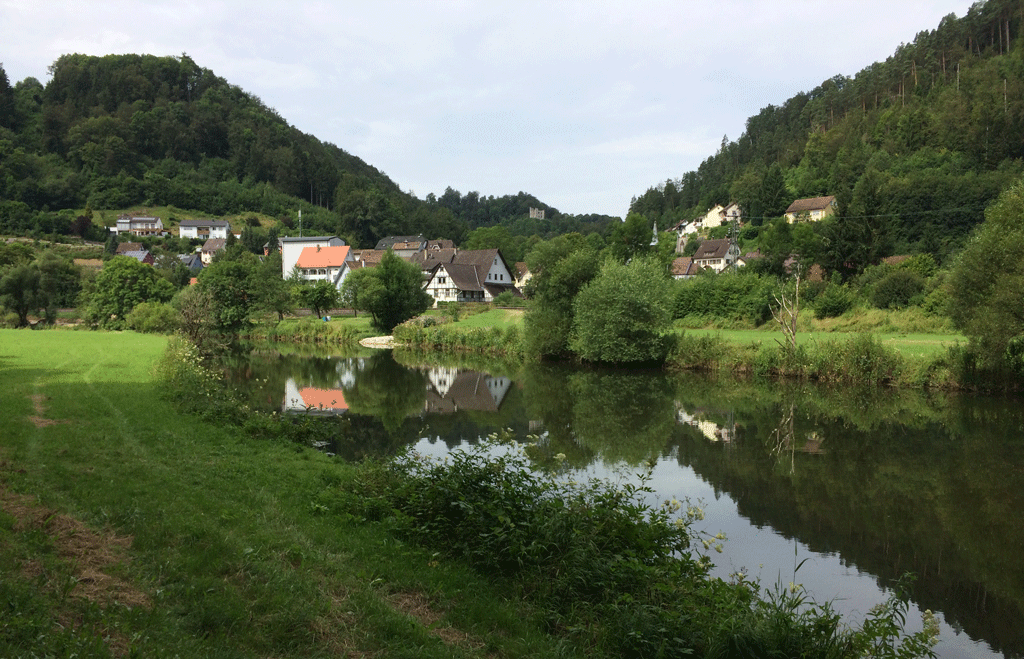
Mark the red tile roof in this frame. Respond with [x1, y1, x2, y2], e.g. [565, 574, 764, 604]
[296, 245, 350, 268]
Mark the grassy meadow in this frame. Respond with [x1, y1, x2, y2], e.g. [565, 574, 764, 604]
[0, 329, 568, 658]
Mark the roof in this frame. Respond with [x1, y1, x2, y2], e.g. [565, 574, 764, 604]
[411, 248, 457, 270]
[278, 235, 343, 245]
[202, 238, 226, 252]
[441, 263, 485, 292]
[375, 235, 426, 251]
[179, 219, 229, 228]
[115, 242, 143, 254]
[120, 250, 152, 263]
[693, 239, 732, 260]
[514, 262, 530, 278]
[785, 195, 836, 214]
[354, 249, 387, 265]
[670, 256, 697, 277]
[296, 245, 351, 268]
[295, 387, 348, 413]
[425, 239, 455, 250]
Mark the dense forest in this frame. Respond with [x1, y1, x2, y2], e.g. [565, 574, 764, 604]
[0, 54, 614, 248]
[630, 0, 1024, 262]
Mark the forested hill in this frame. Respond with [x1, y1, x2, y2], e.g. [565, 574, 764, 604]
[630, 0, 1024, 260]
[0, 53, 613, 247]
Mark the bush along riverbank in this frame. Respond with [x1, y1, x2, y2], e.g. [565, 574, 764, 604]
[668, 331, 1020, 391]
[242, 315, 372, 346]
[393, 315, 526, 359]
[147, 333, 943, 658]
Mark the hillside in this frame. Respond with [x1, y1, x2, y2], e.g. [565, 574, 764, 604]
[0, 54, 613, 248]
[629, 0, 1024, 263]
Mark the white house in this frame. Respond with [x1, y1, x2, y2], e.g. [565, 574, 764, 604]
[422, 249, 518, 307]
[294, 245, 353, 291]
[692, 238, 741, 273]
[178, 219, 230, 240]
[279, 236, 346, 278]
[114, 214, 163, 236]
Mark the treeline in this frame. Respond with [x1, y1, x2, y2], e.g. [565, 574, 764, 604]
[630, 0, 1024, 261]
[0, 53, 612, 248]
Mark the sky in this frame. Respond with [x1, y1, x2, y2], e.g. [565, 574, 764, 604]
[1, 0, 975, 218]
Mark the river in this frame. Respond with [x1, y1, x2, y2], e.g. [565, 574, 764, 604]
[222, 345, 1024, 659]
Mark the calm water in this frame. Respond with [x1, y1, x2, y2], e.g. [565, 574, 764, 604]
[223, 345, 1024, 659]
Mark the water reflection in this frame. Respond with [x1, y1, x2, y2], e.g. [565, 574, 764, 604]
[223, 347, 1024, 659]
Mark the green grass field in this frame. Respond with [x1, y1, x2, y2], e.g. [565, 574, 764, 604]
[674, 327, 964, 360]
[0, 329, 567, 658]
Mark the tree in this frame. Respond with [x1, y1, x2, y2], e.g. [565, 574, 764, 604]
[297, 279, 339, 318]
[949, 179, 1024, 368]
[523, 234, 600, 358]
[342, 251, 431, 332]
[84, 256, 174, 328]
[0, 263, 42, 326]
[197, 255, 258, 332]
[607, 212, 653, 262]
[249, 250, 292, 320]
[569, 257, 674, 364]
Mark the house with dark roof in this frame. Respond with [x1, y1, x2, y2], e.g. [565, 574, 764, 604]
[423, 249, 518, 306]
[201, 238, 226, 265]
[670, 256, 699, 279]
[375, 235, 427, 257]
[120, 250, 155, 265]
[179, 219, 230, 240]
[115, 242, 144, 254]
[692, 238, 741, 273]
[114, 214, 164, 236]
[785, 196, 836, 223]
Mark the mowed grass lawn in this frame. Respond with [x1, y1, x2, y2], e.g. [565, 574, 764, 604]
[0, 329, 567, 659]
[672, 327, 965, 360]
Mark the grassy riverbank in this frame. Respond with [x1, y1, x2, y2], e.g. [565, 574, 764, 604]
[0, 330, 569, 658]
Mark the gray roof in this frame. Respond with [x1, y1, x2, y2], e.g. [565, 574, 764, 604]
[179, 219, 230, 227]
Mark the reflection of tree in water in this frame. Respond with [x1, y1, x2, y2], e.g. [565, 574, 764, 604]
[674, 392, 1024, 659]
[522, 364, 677, 467]
[344, 353, 428, 435]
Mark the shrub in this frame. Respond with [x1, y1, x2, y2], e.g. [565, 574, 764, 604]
[814, 284, 853, 319]
[872, 270, 925, 309]
[126, 301, 180, 333]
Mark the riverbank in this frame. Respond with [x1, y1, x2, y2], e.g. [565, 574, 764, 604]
[0, 329, 568, 658]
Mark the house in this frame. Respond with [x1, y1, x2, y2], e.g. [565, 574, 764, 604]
[294, 245, 353, 291]
[670, 256, 699, 279]
[692, 238, 741, 273]
[115, 242, 143, 255]
[278, 236, 346, 278]
[423, 367, 511, 413]
[513, 262, 532, 290]
[120, 249, 155, 265]
[178, 219, 230, 240]
[703, 205, 726, 229]
[114, 214, 163, 236]
[178, 252, 205, 272]
[375, 235, 427, 258]
[283, 378, 348, 416]
[201, 238, 226, 265]
[423, 249, 518, 306]
[785, 196, 836, 223]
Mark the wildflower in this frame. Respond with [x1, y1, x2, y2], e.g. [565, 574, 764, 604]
[554, 453, 566, 461]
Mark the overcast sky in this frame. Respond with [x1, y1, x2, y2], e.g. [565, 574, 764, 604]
[2, 0, 974, 217]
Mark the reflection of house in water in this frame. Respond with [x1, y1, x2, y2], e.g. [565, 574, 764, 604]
[423, 367, 511, 413]
[676, 404, 736, 443]
[283, 378, 348, 416]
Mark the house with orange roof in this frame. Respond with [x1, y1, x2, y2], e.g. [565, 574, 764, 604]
[283, 378, 348, 416]
[295, 244, 353, 291]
